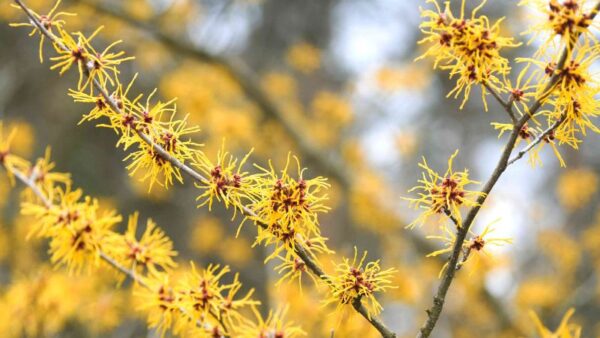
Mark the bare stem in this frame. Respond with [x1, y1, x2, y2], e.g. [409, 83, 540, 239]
[483, 82, 515, 123]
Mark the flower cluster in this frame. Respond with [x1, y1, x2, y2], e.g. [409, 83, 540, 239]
[406, 150, 484, 228]
[13, 1, 336, 268]
[506, 1, 600, 166]
[417, 0, 519, 109]
[530, 44, 600, 150]
[9, 0, 74, 62]
[418, 0, 600, 168]
[11, 0, 398, 333]
[136, 264, 262, 337]
[0, 122, 287, 337]
[522, 0, 599, 53]
[324, 248, 396, 318]
[237, 307, 306, 338]
[12, 2, 204, 191]
[23, 187, 122, 273]
[105, 212, 177, 278]
[251, 155, 331, 261]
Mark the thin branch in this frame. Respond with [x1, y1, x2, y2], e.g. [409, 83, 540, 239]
[483, 82, 515, 123]
[416, 3, 600, 335]
[3, 161, 222, 333]
[12, 1, 395, 336]
[507, 114, 566, 166]
[443, 208, 460, 228]
[69, 0, 352, 187]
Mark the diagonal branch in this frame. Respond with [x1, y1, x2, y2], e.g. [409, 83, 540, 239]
[483, 82, 515, 123]
[69, 0, 352, 187]
[416, 2, 600, 335]
[3, 161, 224, 334]
[12, 1, 395, 336]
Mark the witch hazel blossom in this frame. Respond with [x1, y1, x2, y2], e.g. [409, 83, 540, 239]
[9, 0, 399, 336]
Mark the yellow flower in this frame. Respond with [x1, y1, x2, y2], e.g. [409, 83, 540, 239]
[23, 187, 83, 237]
[29, 147, 71, 196]
[78, 31, 135, 91]
[323, 248, 396, 318]
[218, 273, 260, 328]
[546, 47, 600, 148]
[236, 307, 306, 338]
[503, 63, 540, 116]
[125, 113, 201, 191]
[129, 89, 175, 135]
[10, 0, 75, 62]
[251, 154, 329, 239]
[491, 121, 566, 167]
[105, 212, 177, 277]
[274, 255, 319, 292]
[22, 186, 121, 273]
[406, 150, 484, 228]
[556, 167, 598, 210]
[177, 263, 257, 329]
[194, 144, 256, 216]
[427, 220, 512, 276]
[135, 274, 181, 337]
[50, 202, 120, 273]
[286, 42, 321, 73]
[529, 308, 582, 338]
[417, 0, 519, 109]
[49, 27, 98, 89]
[520, 0, 599, 55]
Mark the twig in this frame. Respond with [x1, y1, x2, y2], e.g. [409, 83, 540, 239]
[507, 114, 566, 166]
[12, 1, 395, 336]
[443, 208, 460, 228]
[483, 82, 515, 123]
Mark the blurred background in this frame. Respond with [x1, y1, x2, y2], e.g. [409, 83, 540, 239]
[1, 0, 599, 337]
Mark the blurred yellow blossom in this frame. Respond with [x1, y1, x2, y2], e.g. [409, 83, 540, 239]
[218, 237, 253, 266]
[5, 120, 35, 158]
[556, 167, 598, 210]
[286, 42, 321, 73]
[262, 72, 298, 99]
[517, 278, 566, 310]
[189, 215, 225, 254]
[375, 65, 430, 91]
[311, 91, 353, 126]
[395, 131, 418, 157]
